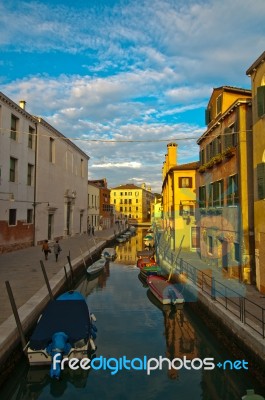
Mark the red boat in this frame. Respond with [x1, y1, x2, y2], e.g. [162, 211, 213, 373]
[137, 256, 157, 269]
[147, 276, 184, 305]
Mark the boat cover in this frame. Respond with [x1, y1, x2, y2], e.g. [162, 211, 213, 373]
[29, 300, 91, 350]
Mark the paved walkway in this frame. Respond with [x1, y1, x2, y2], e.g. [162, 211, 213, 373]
[0, 227, 118, 325]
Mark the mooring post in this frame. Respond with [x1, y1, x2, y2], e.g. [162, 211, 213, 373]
[67, 255, 74, 284]
[64, 266, 69, 290]
[5, 281, 27, 353]
[39, 260, 54, 300]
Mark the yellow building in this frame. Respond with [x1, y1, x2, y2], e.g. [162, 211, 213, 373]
[161, 143, 199, 251]
[110, 183, 155, 224]
[246, 51, 265, 292]
[197, 86, 254, 283]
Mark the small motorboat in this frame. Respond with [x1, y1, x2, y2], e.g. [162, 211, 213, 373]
[146, 289, 183, 312]
[101, 247, 117, 261]
[116, 236, 126, 243]
[27, 291, 97, 379]
[87, 258, 106, 277]
[147, 276, 184, 305]
[137, 256, 157, 269]
[140, 263, 162, 277]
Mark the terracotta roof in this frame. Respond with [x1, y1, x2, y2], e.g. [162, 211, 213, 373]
[170, 161, 199, 171]
[246, 51, 265, 76]
[111, 183, 141, 190]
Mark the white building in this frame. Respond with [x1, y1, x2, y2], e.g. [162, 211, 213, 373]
[35, 118, 89, 244]
[0, 92, 89, 252]
[0, 94, 37, 252]
[87, 181, 100, 230]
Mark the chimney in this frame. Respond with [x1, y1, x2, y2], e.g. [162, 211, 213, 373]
[167, 142, 177, 169]
[19, 100, 26, 110]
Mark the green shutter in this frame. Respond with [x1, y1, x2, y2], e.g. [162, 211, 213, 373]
[257, 86, 265, 118]
[224, 127, 233, 149]
[216, 95, 222, 114]
[257, 162, 265, 200]
[205, 109, 211, 125]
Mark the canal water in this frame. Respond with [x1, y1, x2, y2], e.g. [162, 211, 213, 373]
[0, 228, 264, 400]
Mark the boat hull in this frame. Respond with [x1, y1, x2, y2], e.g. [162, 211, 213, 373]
[147, 276, 184, 305]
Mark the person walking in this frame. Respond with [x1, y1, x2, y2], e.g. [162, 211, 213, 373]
[91, 226, 95, 236]
[88, 224, 91, 236]
[53, 240, 62, 262]
[42, 240, 50, 260]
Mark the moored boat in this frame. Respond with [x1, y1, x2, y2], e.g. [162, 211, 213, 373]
[147, 276, 184, 305]
[101, 247, 117, 261]
[87, 258, 106, 276]
[27, 291, 97, 379]
[137, 256, 157, 269]
[140, 263, 162, 277]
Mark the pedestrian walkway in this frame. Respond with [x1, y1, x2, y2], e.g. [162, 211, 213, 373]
[0, 227, 117, 325]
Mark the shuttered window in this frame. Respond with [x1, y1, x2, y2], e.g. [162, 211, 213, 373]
[216, 94, 222, 115]
[213, 180, 224, 207]
[227, 174, 239, 205]
[257, 162, 265, 200]
[199, 186, 206, 208]
[257, 86, 265, 118]
[205, 108, 211, 125]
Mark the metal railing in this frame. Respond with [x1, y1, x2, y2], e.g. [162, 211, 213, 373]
[159, 243, 265, 339]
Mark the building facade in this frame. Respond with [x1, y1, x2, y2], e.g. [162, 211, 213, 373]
[161, 143, 199, 251]
[197, 86, 254, 283]
[88, 179, 113, 229]
[0, 92, 89, 252]
[0, 94, 37, 252]
[87, 181, 100, 230]
[246, 51, 265, 292]
[110, 183, 155, 224]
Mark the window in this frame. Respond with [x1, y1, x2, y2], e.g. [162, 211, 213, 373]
[213, 180, 224, 207]
[11, 115, 18, 140]
[120, 199, 123, 204]
[27, 164, 34, 186]
[223, 125, 237, 149]
[120, 192, 123, 196]
[227, 174, 239, 205]
[114, 199, 116, 204]
[179, 205, 194, 216]
[234, 243, 240, 262]
[257, 163, 265, 200]
[120, 207, 123, 212]
[136, 199, 138, 203]
[179, 177, 192, 188]
[10, 157, 17, 182]
[199, 186, 206, 208]
[49, 138, 55, 163]
[9, 209, 17, 225]
[136, 207, 138, 211]
[257, 86, 265, 118]
[124, 199, 127, 204]
[27, 209, 33, 224]
[208, 236, 213, 254]
[81, 158, 84, 177]
[28, 126, 34, 149]
[129, 199, 132, 204]
[128, 192, 132, 196]
[113, 192, 116, 196]
[200, 148, 205, 164]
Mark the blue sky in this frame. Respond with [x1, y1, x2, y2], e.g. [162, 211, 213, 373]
[0, 0, 264, 192]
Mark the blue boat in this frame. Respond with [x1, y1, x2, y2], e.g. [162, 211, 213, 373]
[27, 291, 97, 379]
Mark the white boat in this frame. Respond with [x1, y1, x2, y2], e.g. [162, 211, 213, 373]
[87, 258, 106, 276]
[101, 247, 117, 261]
[116, 236, 126, 243]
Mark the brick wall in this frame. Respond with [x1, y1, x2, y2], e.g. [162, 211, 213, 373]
[0, 220, 34, 253]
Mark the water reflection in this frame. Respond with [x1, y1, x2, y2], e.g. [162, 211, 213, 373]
[0, 229, 265, 400]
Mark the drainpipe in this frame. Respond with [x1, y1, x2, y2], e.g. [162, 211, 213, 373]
[33, 121, 38, 246]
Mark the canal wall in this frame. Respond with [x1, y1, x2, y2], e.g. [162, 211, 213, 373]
[157, 254, 265, 375]
[0, 232, 118, 387]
